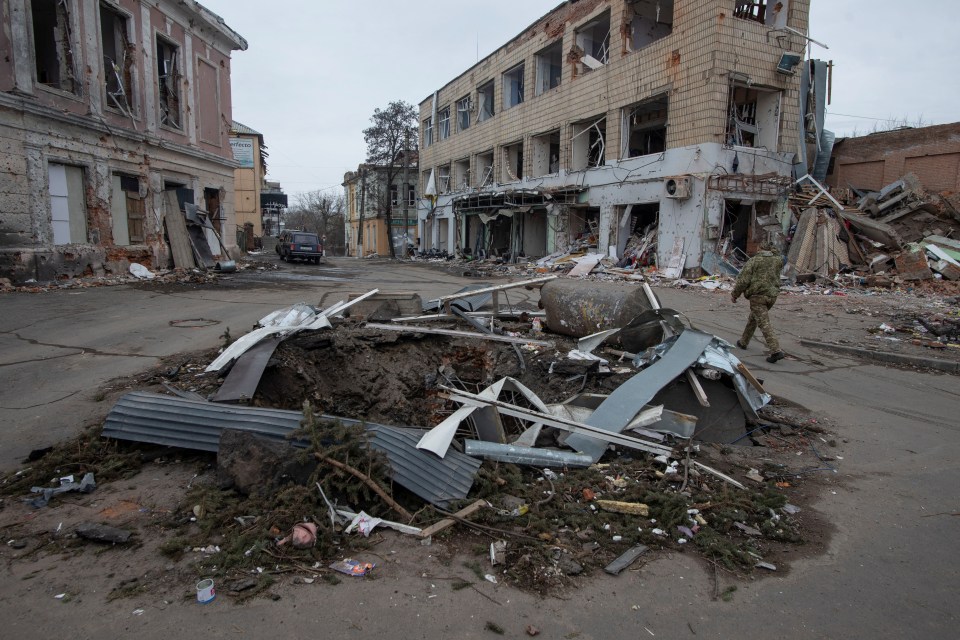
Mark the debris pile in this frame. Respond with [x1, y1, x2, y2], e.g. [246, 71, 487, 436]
[786, 174, 960, 288]
[0, 280, 841, 599]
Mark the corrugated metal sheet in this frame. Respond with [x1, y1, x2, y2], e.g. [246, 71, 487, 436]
[231, 121, 262, 136]
[103, 392, 479, 507]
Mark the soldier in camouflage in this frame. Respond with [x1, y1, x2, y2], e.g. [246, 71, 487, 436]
[731, 242, 785, 363]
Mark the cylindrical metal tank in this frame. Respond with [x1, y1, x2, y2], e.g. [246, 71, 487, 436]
[539, 279, 659, 338]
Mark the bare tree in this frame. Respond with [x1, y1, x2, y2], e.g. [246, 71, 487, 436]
[284, 191, 346, 255]
[363, 100, 418, 258]
[849, 114, 930, 138]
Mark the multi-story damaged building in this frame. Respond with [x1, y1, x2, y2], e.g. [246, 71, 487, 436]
[344, 152, 419, 257]
[417, 0, 814, 271]
[0, 0, 246, 283]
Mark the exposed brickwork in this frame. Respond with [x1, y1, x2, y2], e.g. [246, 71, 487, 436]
[827, 123, 960, 193]
[419, 0, 809, 191]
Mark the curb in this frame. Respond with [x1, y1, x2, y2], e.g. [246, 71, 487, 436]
[799, 339, 960, 373]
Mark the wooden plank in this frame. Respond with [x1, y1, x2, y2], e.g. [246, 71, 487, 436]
[365, 323, 554, 347]
[163, 192, 196, 269]
[569, 253, 603, 277]
[418, 499, 487, 539]
[686, 369, 711, 407]
[736, 363, 766, 395]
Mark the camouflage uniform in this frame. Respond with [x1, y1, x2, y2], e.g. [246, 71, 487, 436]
[732, 248, 782, 352]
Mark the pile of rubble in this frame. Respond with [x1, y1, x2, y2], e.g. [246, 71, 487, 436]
[0, 278, 838, 599]
[787, 173, 960, 287]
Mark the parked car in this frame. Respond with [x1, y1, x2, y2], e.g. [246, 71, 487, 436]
[276, 230, 323, 264]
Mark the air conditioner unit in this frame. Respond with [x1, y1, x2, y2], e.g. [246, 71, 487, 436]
[664, 176, 692, 200]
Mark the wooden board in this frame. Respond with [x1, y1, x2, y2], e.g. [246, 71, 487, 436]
[163, 192, 196, 269]
[418, 499, 487, 539]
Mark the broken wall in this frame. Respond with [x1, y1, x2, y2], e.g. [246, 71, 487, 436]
[0, 0, 245, 282]
[416, 0, 808, 266]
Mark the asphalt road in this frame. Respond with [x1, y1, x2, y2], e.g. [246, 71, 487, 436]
[0, 256, 957, 638]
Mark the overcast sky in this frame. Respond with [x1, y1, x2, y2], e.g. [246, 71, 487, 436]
[198, 0, 958, 200]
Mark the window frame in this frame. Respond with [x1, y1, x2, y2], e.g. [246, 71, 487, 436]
[477, 80, 495, 123]
[535, 41, 563, 96]
[99, 2, 136, 115]
[156, 34, 183, 130]
[456, 95, 472, 132]
[502, 62, 525, 110]
[438, 106, 451, 140]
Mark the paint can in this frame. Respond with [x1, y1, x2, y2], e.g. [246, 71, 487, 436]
[196, 578, 215, 604]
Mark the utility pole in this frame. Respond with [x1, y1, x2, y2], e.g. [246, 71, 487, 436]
[357, 167, 366, 257]
[402, 128, 410, 256]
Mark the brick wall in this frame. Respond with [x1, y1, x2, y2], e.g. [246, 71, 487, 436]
[418, 0, 809, 191]
[827, 122, 960, 192]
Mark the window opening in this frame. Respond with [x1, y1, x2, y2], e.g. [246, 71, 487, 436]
[437, 165, 451, 194]
[422, 116, 433, 147]
[622, 94, 668, 158]
[390, 183, 416, 206]
[438, 106, 451, 140]
[477, 151, 494, 187]
[502, 63, 525, 109]
[100, 3, 133, 115]
[571, 118, 607, 170]
[502, 142, 524, 182]
[32, 0, 79, 93]
[454, 158, 471, 191]
[734, 1, 788, 27]
[535, 41, 563, 95]
[532, 131, 561, 177]
[156, 37, 182, 128]
[456, 95, 472, 131]
[477, 80, 495, 122]
[726, 85, 781, 149]
[628, 1, 673, 50]
[576, 11, 611, 70]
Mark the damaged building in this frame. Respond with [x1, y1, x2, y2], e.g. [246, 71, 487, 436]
[0, 0, 247, 283]
[343, 152, 419, 257]
[417, 0, 820, 271]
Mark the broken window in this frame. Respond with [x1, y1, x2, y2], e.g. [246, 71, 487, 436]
[477, 80, 495, 122]
[31, 0, 79, 93]
[576, 11, 611, 71]
[535, 41, 562, 96]
[100, 3, 133, 114]
[390, 183, 416, 207]
[422, 116, 433, 147]
[734, 1, 788, 27]
[454, 158, 471, 191]
[502, 63, 524, 109]
[437, 164, 451, 194]
[502, 141, 524, 182]
[476, 150, 494, 187]
[438, 106, 451, 140]
[622, 94, 668, 158]
[571, 117, 607, 170]
[726, 85, 782, 149]
[532, 130, 560, 177]
[456, 95, 472, 132]
[48, 163, 87, 245]
[628, 1, 673, 50]
[156, 36, 182, 129]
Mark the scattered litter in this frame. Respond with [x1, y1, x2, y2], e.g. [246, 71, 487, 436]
[329, 559, 375, 577]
